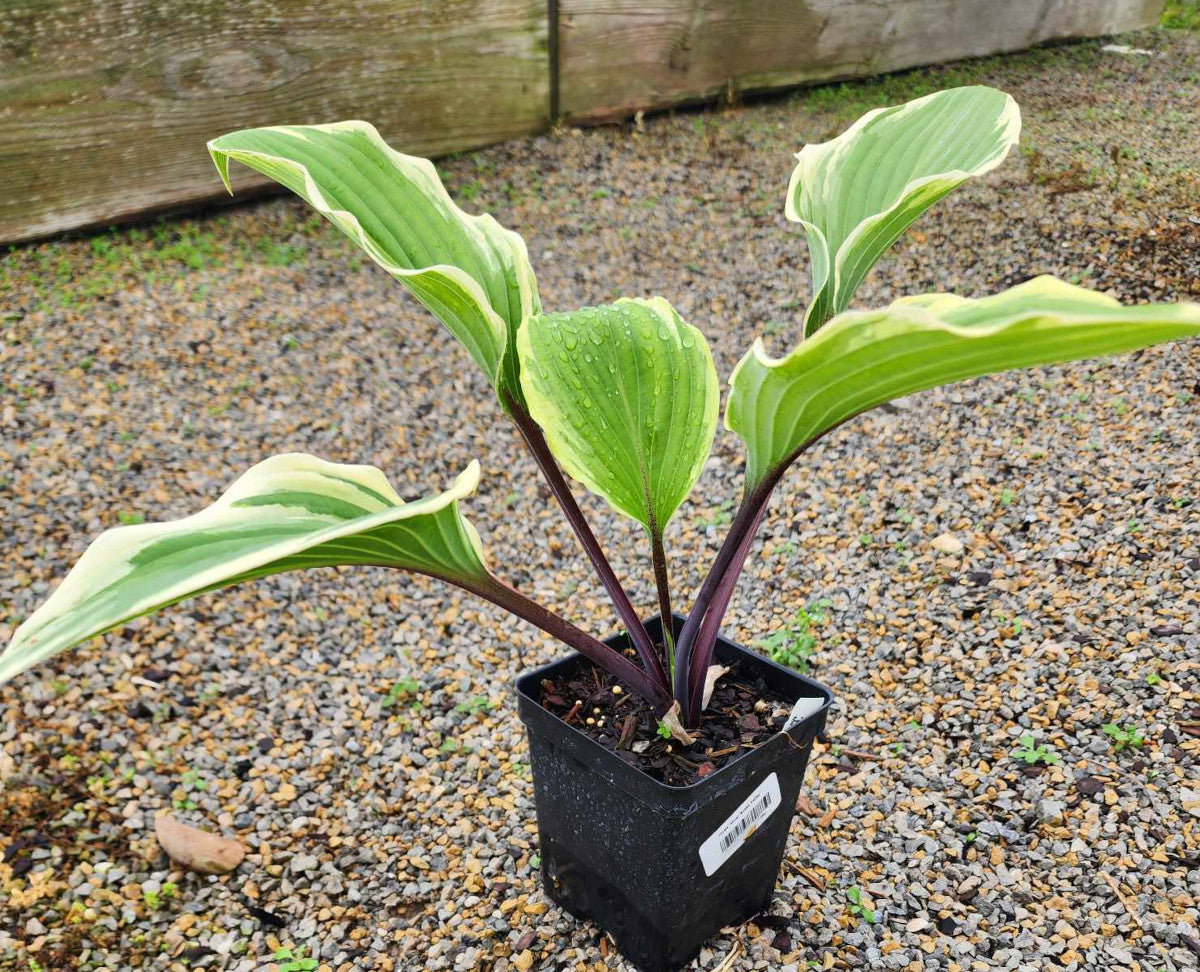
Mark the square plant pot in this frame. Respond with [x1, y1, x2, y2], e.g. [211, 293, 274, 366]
[515, 614, 833, 972]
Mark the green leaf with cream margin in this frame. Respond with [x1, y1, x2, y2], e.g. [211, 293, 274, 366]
[518, 298, 719, 535]
[788, 86, 1021, 336]
[0, 456, 487, 685]
[728, 277, 1200, 491]
[208, 122, 540, 409]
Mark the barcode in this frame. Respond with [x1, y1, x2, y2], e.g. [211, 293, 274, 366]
[718, 792, 773, 852]
[699, 773, 781, 876]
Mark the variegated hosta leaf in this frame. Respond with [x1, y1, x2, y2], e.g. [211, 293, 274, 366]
[209, 122, 540, 408]
[0, 456, 487, 684]
[728, 277, 1200, 490]
[518, 297, 719, 534]
[788, 86, 1020, 336]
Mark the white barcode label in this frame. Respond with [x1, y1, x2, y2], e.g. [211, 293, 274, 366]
[698, 773, 781, 876]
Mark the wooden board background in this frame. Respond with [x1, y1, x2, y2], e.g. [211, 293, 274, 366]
[0, 0, 1166, 242]
[557, 0, 1165, 122]
[0, 0, 549, 243]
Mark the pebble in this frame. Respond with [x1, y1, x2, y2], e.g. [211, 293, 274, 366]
[1037, 798, 1067, 824]
[930, 533, 965, 555]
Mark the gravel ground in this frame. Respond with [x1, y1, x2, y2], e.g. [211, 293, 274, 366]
[2, 26, 1198, 972]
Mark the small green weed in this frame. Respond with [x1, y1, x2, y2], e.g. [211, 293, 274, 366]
[698, 500, 734, 529]
[181, 769, 206, 790]
[757, 601, 830, 673]
[257, 240, 305, 267]
[274, 946, 318, 972]
[1011, 733, 1060, 765]
[845, 886, 876, 924]
[382, 678, 420, 709]
[455, 695, 498, 717]
[143, 883, 175, 910]
[1102, 722, 1145, 752]
[455, 179, 483, 202]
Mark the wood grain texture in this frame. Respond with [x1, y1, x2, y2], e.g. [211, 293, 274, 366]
[558, 0, 1165, 122]
[0, 0, 549, 243]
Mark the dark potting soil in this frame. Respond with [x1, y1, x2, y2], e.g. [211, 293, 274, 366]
[536, 653, 796, 786]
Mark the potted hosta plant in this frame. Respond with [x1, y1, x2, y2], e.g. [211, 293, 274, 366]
[3, 86, 1198, 972]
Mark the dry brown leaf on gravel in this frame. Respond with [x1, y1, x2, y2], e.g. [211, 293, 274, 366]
[155, 815, 245, 875]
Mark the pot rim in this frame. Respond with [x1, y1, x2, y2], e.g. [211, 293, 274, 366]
[515, 613, 833, 797]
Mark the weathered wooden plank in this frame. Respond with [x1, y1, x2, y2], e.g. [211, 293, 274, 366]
[0, 0, 549, 244]
[558, 0, 1164, 122]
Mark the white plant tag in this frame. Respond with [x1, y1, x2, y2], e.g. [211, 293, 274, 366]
[783, 695, 825, 732]
[698, 773, 781, 877]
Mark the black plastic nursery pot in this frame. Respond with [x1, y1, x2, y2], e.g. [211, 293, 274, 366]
[515, 615, 833, 972]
